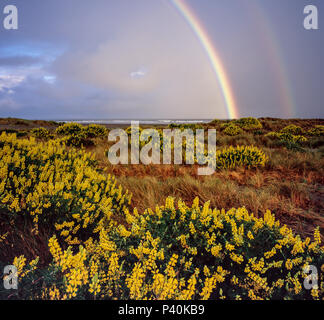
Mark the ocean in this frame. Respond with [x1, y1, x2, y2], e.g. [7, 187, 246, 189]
[55, 119, 213, 125]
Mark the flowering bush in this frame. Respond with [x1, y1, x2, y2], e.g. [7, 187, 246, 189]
[222, 124, 243, 136]
[85, 124, 108, 138]
[308, 125, 324, 137]
[234, 118, 263, 131]
[31, 127, 50, 140]
[56, 123, 85, 136]
[168, 123, 204, 130]
[280, 125, 304, 135]
[266, 132, 307, 144]
[0, 133, 131, 243]
[7, 197, 324, 300]
[215, 146, 268, 169]
[55, 122, 93, 147]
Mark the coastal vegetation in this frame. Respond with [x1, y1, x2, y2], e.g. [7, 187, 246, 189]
[0, 117, 323, 300]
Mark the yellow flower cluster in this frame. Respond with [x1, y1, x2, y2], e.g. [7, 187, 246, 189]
[215, 145, 268, 169]
[0, 133, 131, 242]
[9, 196, 323, 300]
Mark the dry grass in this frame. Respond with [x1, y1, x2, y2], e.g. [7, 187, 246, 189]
[0, 117, 324, 263]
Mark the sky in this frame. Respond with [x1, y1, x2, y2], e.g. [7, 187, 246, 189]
[0, 0, 323, 120]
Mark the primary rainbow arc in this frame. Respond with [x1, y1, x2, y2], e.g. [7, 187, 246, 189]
[170, 0, 239, 119]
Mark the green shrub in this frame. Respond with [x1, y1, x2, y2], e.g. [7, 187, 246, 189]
[85, 124, 108, 138]
[56, 123, 94, 147]
[280, 125, 304, 135]
[61, 133, 93, 147]
[308, 125, 324, 137]
[209, 119, 220, 125]
[265, 132, 307, 151]
[0, 133, 131, 243]
[168, 123, 204, 130]
[6, 198, 323, 300]
[216, 146, 268, 169]
[266, 132, 307, 143]
[31, 127, 50, 140]
[220, 122, 231, 130]
[223, 124, 243, 136]
[234, 118, 263, 130]
[56, 122, 85, 136]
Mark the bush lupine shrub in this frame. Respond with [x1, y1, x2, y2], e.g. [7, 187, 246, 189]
[308, 125, 324, 137]
[124, 126, 267, 169]
[168, 123, 204, 130]
[265, 132, 308, 144]
[0, 133, 131, 244]
[55, 122, 85, 136]
[280, 125, 304, 135]
[85, 124, 108, 138]
[56, 123, 108, 147]
[55, 122, 90, 147]
[234, 118, 263, 131]
[31, 127, 50, 140]
[215, 146, 268, 169]
[7, 198, 324, 300]
[223, 124, 243, 136]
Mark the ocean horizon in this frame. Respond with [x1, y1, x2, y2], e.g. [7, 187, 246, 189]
[54, 119, 214, 125]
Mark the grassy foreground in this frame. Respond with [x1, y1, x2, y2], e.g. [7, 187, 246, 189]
[0, 117, 323, 300]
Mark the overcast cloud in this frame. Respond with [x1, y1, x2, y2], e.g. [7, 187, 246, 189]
[0, 0, 323, 119]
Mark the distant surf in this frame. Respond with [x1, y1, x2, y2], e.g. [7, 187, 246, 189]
[55, 119, 213, 125]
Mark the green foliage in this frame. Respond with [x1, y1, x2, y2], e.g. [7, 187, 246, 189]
[168, 123, 204, 130]
[85, 124, 108, 138]
[0, 133, 131, 243]
[0, 129, 28, 137]
[61, 132, 93, 147]
[265, 132, 307, 151]
[266, 132, 307, 142]
[308, 125, 324, 137]
[216, 146, 268, 169]
[223, 124, 243, 136]
[234, 118, 263, 130]
[209, 119, 220, 125]
[220, 122, 231, 129]
[56, 123, 95, 147]
[56, 122, 85, 136]
[280, 125, 304, 135]
[3, 198, 323, 300]
[31, 127, 50, 140]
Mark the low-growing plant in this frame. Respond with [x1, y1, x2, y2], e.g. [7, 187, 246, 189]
[61, 132, 93, 147]
[56, 123, 94, 147]
[85, 124, 108, 138]
[4, 198, 323, 300]
[308, 125, 324, 137]
[280, 125, 304, 135]
[216, 145, 268, 169]
[168, 123, 204, 130]
[234, 118, 263, 131]
[223, 124, 243, 136]
[56, 122, 85, 136]
[0, 133, 131, 244]
[31, 127, 50, 140]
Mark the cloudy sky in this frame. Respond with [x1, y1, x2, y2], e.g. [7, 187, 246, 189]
[0, 0, 323, 120]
